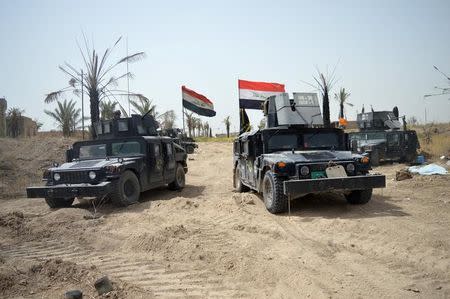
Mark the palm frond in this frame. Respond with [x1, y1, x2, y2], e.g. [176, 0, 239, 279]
[117, 52, 146, 64]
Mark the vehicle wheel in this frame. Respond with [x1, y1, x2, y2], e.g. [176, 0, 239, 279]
[345, 189, 373, 205]
[262, 171, 287, 214]
[110, 170, 140, 206]
[169, 163, 186, 190]
[234, 167, 249, 192]
[45, 197, 74, 209]
[370, 150, 380, 167]
[186, 145, 195, 154]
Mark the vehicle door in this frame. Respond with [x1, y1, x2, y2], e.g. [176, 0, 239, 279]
[148, 141, 164, 185]
[243, 139, 255, 186]
[163, 141, 176, 182]
[386, 132, 402, 159]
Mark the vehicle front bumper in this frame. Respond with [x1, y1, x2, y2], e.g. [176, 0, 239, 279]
[283, 174, 386, 198]
[26, 181, 113, 199]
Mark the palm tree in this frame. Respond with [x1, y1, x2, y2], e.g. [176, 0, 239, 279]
[100, 100, 117, 120]
[6, 107, 24, 138]
[334, 88, 353, 119]
[185, 112, 195, 137]
[303, 67, 337, 128]
[203, 122, 210, 136]
[223, 116, 231, 138]
[196, 119, 203, 137]
[159, 110, 176, 130]
[44, 99, 81, 137]
[44, 35, 147, 138]
[130, 97, 157, 117]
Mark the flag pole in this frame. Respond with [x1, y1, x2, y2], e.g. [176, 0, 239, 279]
[182, 93, 186, 134]
[238, 78, 242, 134]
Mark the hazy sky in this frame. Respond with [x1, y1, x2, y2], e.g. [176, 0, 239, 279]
[1, 0, 449, 133]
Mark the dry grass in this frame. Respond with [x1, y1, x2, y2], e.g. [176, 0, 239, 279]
[411, 122, 450, 159]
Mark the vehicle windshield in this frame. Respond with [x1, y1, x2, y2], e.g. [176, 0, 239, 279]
[111, 141, 142, 156]
[79, 144, 107, 159]
[303, 132, 340, 149]
[351, 132, 386, 141]
[267, 134, 298, 151]
[366, 132, 386, 140]
[267, 131, 341, 151]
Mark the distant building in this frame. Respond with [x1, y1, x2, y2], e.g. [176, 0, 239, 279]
[0, 97, 6, 137]
[17, 115, 38, 137]
[2, 97, 38, 138]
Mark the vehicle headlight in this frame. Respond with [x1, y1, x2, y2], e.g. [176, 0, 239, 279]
[300, 166, 310, 176]
[89, 171, 97, 180]
[346, 163, 355, 173]
[53, 173, 61, 181]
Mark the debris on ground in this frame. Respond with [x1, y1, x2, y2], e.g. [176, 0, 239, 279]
[94, 276, 113, 295]
[395, 169, 412, 181]
[408, 164, 448, 176]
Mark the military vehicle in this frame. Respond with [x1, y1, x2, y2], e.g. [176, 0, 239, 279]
[27, 113, 188, 209]
[233, 92, 386, 214]
[348, 108, 420, 166]
[161, 128, 198, 154]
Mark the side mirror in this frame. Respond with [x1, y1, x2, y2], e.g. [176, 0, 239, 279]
[66, 149, 74, 162]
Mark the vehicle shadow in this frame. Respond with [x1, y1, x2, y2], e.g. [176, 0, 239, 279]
[277, 193, 410, 220]
[72, 184, 205, 215]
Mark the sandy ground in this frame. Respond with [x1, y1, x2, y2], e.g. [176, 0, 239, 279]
[1, 142, 450, 298]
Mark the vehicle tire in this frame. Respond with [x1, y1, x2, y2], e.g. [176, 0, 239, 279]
[370, 150, 380, 167]
[345, 189, 373, 205]
[168, 163, 186, 190]
[45, 197, 74, 209]
[186, 145, 195, 154]
[110, 170, 140, 206]
[234, 167, 249, 192]
[262, 171, 287, 214]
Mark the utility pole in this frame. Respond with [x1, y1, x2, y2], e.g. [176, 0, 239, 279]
[127, 36, 131, 116]
[81, 69, 85, 140]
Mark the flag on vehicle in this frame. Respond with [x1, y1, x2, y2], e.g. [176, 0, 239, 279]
[182, 86, 216, 117]
[238, 79, 285, 109]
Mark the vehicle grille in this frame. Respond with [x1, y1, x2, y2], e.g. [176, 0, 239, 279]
[58, 171, 89, 184]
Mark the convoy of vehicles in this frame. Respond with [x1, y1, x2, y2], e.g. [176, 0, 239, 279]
[25, 89, 414, 216]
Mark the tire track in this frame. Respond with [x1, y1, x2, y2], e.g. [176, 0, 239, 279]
[0, 241, 246, 298]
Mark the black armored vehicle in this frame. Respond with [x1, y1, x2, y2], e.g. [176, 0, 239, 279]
[27, 114, 188, 209]
[348, 109, 420, 166]
[233, 93, 386, 214]
[161, 128, 198, 154]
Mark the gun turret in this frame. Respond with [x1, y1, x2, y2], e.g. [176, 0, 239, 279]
[94, 114, 159, 140]
[264, 92, 323, 128]
[357, 109, 401, 131]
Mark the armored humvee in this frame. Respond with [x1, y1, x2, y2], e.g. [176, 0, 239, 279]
[27, 114, 188, 209]
[348, 109, 420, 166]
[233, 93, 386, 214]
[161, 128, 198, 154]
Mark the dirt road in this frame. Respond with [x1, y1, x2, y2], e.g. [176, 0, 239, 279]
[1, 142, 449, 298]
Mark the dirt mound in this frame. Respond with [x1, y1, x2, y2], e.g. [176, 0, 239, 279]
[0, 258, 150, 298]
[124, 224, 197, 254]
[0, 136, 77, 199]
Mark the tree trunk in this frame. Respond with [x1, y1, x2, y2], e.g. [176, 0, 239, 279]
[89, 89, 100, 139]
[322, 90, 330, 128]
[339, 102, 344, 119]
[226, 125, 230, 138]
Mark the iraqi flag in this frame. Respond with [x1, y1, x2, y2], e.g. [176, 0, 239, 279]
[238, 79, 285, 109]
[182, 86, 216, 117]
